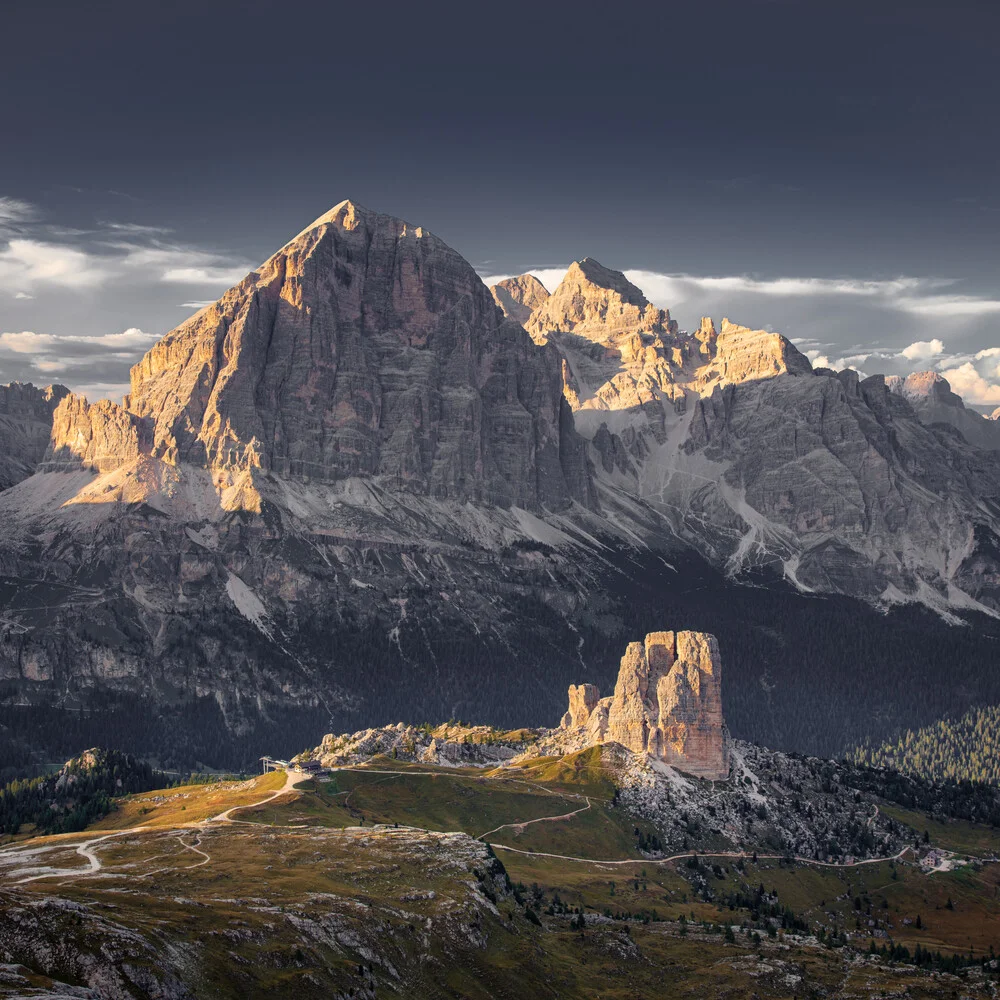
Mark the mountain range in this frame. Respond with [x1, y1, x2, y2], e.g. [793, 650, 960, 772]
[1, 200, 998, 769]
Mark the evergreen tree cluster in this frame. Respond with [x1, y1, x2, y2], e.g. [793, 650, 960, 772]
[851, 705, 1000, 785]
[0, 747, 169, 836]
[839, 756, 1000, 827]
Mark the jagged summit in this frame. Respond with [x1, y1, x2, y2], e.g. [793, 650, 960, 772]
[490, 273, 550, 325]
[570, 258, 650, 306]
[286, 198, 442, 249]
[526, 258, 675, 344]
[560, 629, 729, 779]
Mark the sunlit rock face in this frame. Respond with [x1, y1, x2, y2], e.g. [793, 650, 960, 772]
[0, 382, 70, 490]
[886, 372, 1000, 451]
[560, 629, 729, 779]
[43, 396, 149, 474]
[49, 201, 594, 512]
[513, 260, 1000, 614]
[491, 273, 550, 326]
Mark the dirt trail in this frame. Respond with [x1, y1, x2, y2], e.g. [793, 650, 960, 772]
[489, 842, 913, 869]
[0, 770, 309, 884]
[478, 798, 592, 840]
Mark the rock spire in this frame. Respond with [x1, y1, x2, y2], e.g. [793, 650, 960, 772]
[561, 629, 729, 779]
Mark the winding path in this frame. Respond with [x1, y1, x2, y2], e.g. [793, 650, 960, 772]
[487, 842, 913, 870]
[0, 770, 309, 884]
[478, 798, 592, 840]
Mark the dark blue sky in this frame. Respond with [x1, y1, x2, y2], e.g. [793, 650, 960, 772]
[1, 0, 998, 403]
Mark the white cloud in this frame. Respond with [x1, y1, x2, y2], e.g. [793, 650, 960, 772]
[0, 331, 58, 353]
[13, 291, 33, 300]
[0, 197, 251, 296]
[938, 362, 1000, 405]
[901, 338, 945, 361]
[0, 327, 156, 361]
[0, 240, 114, 290]
[179, 300, 215, 309]
[161, 265, 249, 285]
[33, 359, 67, 373]
[0, 197, 35, 228]
[894, 295, 1000, 317]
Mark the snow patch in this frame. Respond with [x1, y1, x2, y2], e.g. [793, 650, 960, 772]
[225, 572, 273, 638]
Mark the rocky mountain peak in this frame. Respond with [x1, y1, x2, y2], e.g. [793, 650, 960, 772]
[560, 630, 729, 779]
[709, 319, 814, 382]
[570, 258, 650, 307]
[43, 200, 595, 511]
[490, 273, 550, 325]
[991, 407, 1000, 421]
[525, 258, 676, 344]
[886, 372, 1000, 450]
[889, 371, 959, 405]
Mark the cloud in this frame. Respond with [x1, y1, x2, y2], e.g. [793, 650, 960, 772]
[0, 239, 114, 290]
[100, 221, 174, 236]
[13, 291, 33, 300]
[0, 331, 58, 353]
[0, 195, 251, 295]
[901, 338, 945, 361]
[937, 362, 1000, 405]
[894, 295, 1000, 317]
[0, 327, 158, 399]
[0, 197, 35, 229]
[179, 300, 216, 309]
[161, 265, 249, 285]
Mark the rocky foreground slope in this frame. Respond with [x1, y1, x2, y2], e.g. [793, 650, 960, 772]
[0, 200, 999, 768]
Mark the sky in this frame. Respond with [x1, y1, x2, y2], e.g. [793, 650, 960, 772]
[1, 0, 998, 407]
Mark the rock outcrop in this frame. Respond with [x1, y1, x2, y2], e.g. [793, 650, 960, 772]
[490, 273, 550, 326]
[991, 407, 1000, 421]
[560, 630, 729, 779]
[0, 382, 70, 490]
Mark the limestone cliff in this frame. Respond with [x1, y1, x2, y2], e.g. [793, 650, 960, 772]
[560, 630, 729, 779]
[0, 382, 70, 490]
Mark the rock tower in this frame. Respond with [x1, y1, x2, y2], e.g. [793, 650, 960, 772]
[561, 630, 729, 779]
